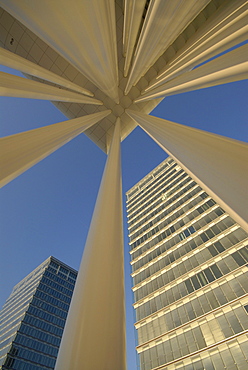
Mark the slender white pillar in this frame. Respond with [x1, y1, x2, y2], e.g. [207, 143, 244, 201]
[0, 72, 102, 104]
[126, 110, 248, 232]
[0, 110, 110, 187]
[146, 0, 248, 91]
[1, 0, 119, 102]
[123, 0, 147, 77]
[124, 0, 210, 94]
[55, 118, 126, 370]
[0, 47, 93, 96]
[135, 45, 248, 102]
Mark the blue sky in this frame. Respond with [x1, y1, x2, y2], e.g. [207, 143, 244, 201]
[0, 73, 247, 369]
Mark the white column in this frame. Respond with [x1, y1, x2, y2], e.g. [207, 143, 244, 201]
[55, 118, 126, 370]
[146, 0, 247, 91]
[1, 0, 119, 102]
[123, 0, 147, 77]
[126, 109, 248, 232]
[124, 0, 210, 94]
[0, 47, 93, 96]
[0, 110, 110, 187]
[0, 72, 102, 105]
[135, 45, 248, 102]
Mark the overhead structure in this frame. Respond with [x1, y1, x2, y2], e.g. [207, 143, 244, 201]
[0, 0, 247, 368]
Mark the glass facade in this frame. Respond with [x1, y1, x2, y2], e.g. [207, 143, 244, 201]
[126, 157, 248, 370]
[0, 257, 77, 369]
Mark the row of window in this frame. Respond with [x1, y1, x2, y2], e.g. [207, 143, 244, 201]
[137, 272, 248, 344]
[4, 343, 56, 368]
[9, 265, 47, 302]
[162, 335, 248, 370]
[3, 355, 53, 370]
[0, 279, 40, 321]
[129, 184, 198, 239]
[131, 195, 213, 249]
[44, 269, 76, 291]
[40, 275, 74, 298]
[130, 186, 201, 240]
[129, 187, 203, 242]
[132, 209, 228, 273]
[24, 314, 63, 336]
[136, 246, 248, 320]
[37, 282, 72, 305]
[134, 228, 247, 300]
[31, 298, 68, 320]
[0, 324, 19, 357]
[127, 160, 173, 204]
[0, 302, 30, 338]
[128, 172, 188, 224]
[35, 290, 70, 312]
[134, 218, 242, 287]
[49, 261, 77, 280]
[140, 305, 248, 370]
[19, 324, 61, 347]
[27, 306, 65, 328]
[129, 177, 193, 232]
[14, 333, 58, 357]
[127, 163, 177, 211]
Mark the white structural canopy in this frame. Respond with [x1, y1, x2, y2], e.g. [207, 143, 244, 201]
[0, 0, 247, 368]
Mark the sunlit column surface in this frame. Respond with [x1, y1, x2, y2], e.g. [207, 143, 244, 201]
[0, 72, 103, 104]
[123, 0, 147, 76]
[0, 110, 110, 188]
[124, 0, 210, 94]
[0, 47, 93, 96]
[135, 44, 248, 102]
[55, 118, 126, 370]
[127, 110, 248, 232]
[1, 0, 119, 102]
[145, 0, 248, 91]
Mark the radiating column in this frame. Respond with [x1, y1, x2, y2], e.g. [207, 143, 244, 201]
[0, 72, 102, 104]
[123, 0, 147, 77]
[0, 47, 93, 96]
[0, 110, 110, 187]
[146, 0, 247, 91]
[1, 0, 119, 102]
[126, 110, 248, 232]
[124, 0, 210, 94]
[55, 118, 126, 370]
[135, 45, 248, 102]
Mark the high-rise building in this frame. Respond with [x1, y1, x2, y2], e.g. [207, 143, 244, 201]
[0, 257, 77, 370]
[126, 157, 248, 370]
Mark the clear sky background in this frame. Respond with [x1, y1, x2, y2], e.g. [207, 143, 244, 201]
[0, 64, 247, 369]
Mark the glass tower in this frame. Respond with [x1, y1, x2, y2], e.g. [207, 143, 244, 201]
[126, 157, 248, 370]
[0, 256, 77, 370]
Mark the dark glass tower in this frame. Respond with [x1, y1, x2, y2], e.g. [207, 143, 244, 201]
[0, 256, 77, 370]
[126, 157, 248, 370]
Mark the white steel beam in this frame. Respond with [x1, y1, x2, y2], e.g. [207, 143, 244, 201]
[123, 0, 147, 76]
[146, 0, 248, 91]
[0, 110, 110, 187]
[124, 0, 210, 94]
[1, 0, 119, 102]
[126, 109, 248, 232]
[55, 118, 126, 370]
[135, 45, 248, 102]
[0, 72, 103, 104]
[0, 47, 94, 96]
